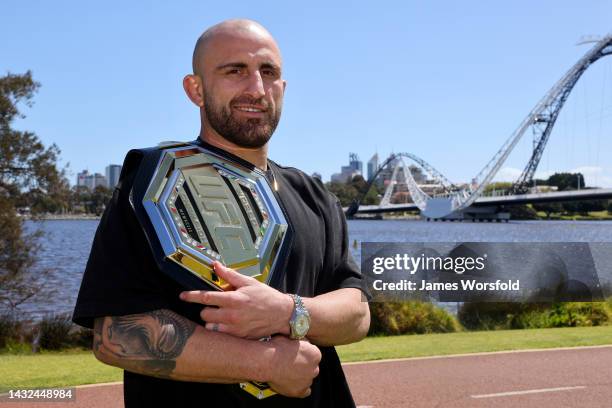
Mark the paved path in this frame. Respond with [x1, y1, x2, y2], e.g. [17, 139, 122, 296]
[1, 346, 611, 407]
[344, 345, 612, 408]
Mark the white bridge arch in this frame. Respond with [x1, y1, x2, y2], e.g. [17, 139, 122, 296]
[347, 34, 612, 219]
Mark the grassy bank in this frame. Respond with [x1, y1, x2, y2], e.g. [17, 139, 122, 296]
[336, 325, 612, 362]
[2, 326, 612, 392]
[534, 210, 612, 221]
[0, 350, 121, 393]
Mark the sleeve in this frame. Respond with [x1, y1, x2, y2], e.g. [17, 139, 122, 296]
[72, 162, 175, 329]
[328, 199, 372, 301]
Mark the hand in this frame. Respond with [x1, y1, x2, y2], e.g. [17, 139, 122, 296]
[264, 335, 321, 398]
[179, 261, 293, 339]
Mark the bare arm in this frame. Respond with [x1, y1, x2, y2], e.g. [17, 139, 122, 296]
[92, 309, 321, 397]
[263, 287, 370, 346]
[93, 310, 259, 382]
[181, 263, 371, 347]
[294, 288, 370, 347]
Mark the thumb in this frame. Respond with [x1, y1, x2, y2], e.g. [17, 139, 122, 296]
[213, 261, 254, 288]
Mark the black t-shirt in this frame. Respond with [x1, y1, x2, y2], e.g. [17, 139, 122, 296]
[72, 142, 365, 408]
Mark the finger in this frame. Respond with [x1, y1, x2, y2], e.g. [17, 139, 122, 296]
[202, 291, 235, 307]
[213, 261, 255, 288]
[204, 322, 232, 334]
[180, 290, 232, 307]
[179, 290, 208, 304]
[200, 306, 230, 323]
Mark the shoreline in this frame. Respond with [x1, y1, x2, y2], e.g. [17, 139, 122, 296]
[23, 214, 102, 221]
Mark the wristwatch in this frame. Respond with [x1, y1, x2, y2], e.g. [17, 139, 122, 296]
[288, 294, 311, 340]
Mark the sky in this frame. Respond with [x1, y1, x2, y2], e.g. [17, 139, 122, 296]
[3, 1, 612, 187]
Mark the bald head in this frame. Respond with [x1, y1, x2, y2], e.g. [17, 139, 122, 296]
[184, 19, 286, 150]
[192, 19, 281, 76]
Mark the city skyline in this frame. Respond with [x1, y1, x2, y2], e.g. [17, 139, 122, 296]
[76, 164, 122, 189]
[69, 145, 611, 188]
[3, 2, 611, 187]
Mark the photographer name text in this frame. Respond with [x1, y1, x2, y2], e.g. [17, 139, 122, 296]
[372, 279, 520, 291]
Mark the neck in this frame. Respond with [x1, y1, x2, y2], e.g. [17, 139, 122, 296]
[198, 128, 268, 171]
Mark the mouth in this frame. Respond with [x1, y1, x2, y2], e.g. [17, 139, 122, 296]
[232, 104, 268, 117]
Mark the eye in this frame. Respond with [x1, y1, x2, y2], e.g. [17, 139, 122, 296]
[226, 68, 243, 75]
[262, 69, 278, 78]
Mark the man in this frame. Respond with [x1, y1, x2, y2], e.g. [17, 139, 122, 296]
[73, 19, 370, 407]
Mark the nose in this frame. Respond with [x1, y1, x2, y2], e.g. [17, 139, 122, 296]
[244, 70, 265, 99]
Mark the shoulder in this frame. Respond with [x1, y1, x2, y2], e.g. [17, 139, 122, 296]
[115, 145, 167, 191]
[118, 142, 191, 181]
[270, 160, 340, 208]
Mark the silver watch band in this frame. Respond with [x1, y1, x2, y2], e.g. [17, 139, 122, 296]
[291, 293, 304, 310]
[289, 293, 310, 339]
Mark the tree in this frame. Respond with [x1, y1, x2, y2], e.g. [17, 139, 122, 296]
[0, 72, 65, 312]
[325, 181, 358, 207]
[348, 174, 381, 205]
[547, 172, 585, 191]
[506, 204, 538, 220]
[532, 202, 563, 219]
[563, 199, 607, 216]
[325, 174, 384, 207]
[484, 182, 512, 194]
[89, 185, 112, 215]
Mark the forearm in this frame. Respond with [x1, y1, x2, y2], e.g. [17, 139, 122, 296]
[93, 309, 271, 383]
[281, 288, 370, 347]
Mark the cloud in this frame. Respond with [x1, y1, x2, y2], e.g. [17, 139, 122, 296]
[492, 167, 555, 182]
[570, 166, 612, 188]
[493, 167, 522, 182]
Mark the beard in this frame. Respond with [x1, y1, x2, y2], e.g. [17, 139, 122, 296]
[204, 93, 282, 148]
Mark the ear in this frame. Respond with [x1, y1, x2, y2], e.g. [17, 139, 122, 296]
[183, 74, 204, 107]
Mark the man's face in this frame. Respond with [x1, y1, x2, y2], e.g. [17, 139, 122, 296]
[200, 32, 285, 148]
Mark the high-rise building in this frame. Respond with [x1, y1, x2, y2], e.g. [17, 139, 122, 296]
[348, 153, 362, 174]
[409, 164, 427, 184]
[76, 170, 90, 188]
[331, 153, 363, 183]
[105, 164, 122, 189]
[367, 153, 379, 181]
[76, 170, 107, 190]
[377, 155, 399, 187]
[92, 173, 107, 190]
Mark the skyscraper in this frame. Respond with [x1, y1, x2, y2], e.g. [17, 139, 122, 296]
[77, 170, 107, 190]
[348, 153, 362, 174]
[105, 164, 122, 189]
[367, 153, 379, 181]
[76, 170, 89, 188]
[331, 153, 363, 183]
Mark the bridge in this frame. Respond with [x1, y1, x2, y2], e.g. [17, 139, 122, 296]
[346, 34, 612, 220]
[351, 188, 612, 220]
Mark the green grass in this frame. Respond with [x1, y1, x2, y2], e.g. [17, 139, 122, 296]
[534, 210, 612, 221]
[2, 326, 612, 392]
[337, 325, 612, 362]
[0, 350, 122, 393]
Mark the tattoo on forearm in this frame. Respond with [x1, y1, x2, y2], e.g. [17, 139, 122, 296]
[93, 318, 103, 354]
[94, 310, 196, 378]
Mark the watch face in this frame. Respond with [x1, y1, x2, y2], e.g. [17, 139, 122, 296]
[295, 314, 310, 337]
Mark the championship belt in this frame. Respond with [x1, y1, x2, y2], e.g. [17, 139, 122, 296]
[128, 141, 292, 399]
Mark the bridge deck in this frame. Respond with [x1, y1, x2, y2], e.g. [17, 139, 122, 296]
[349, 188, 612, 214]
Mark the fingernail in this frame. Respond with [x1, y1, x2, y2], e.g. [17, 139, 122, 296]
[179, 292, 185, 299]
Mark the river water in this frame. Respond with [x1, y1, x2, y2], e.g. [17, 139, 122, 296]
[13, 219, 612, 320]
